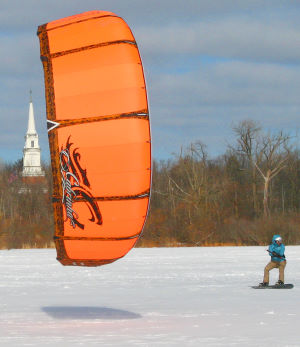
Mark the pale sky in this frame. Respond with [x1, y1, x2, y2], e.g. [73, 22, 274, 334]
[0, 0, 300, 163]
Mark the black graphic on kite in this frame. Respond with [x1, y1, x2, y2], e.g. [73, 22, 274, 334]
[59, 136, 103, 229]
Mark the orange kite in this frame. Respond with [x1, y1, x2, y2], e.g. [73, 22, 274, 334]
[37, 11, 151, 266]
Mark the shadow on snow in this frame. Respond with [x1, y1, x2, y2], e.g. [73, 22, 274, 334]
[42, 306, 142, 320]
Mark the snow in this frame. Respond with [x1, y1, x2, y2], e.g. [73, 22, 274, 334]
[0, 246, 299, 346]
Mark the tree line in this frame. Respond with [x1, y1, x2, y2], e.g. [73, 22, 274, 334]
[0, 160, 54, 249]
[139, 120, 300, 246]
[1, 120, 300, 249]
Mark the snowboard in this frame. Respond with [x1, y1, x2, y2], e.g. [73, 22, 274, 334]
[251, 284, 294, 289]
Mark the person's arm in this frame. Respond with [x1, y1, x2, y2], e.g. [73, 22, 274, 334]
[278, 244, 285, 257]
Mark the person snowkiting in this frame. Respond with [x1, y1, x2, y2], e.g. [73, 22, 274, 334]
[259, 235, 286, 287]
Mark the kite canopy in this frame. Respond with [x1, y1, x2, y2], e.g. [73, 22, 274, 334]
[37, 11, 151, 266]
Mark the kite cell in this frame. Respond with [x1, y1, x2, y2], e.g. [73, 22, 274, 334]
[37, 11, 151, 266]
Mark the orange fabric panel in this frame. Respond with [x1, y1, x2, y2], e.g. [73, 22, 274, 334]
[48, 15, 133, 54]
[52, 45, 147, 119]
[55, 87, 147, 119]
[63, 199, 149, 238]
[64, 239, 137, 260]
[54, 62, 144, 98]
[52, 44, 139, 74]
[46, 11, 114, 30]
[57, 120, 150, 196]
[38, 11, 150, 266]
[58, 119, 150, 149]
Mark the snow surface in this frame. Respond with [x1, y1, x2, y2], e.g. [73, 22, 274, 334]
[0, 246, 299, 346]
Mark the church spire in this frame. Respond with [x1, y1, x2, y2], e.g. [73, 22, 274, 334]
[27, 90, 37, 135]
[22, 91, 45, 177]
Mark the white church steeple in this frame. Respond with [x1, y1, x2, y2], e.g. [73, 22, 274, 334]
[22, 91, 45, 177]
[27, 91, 37, 134]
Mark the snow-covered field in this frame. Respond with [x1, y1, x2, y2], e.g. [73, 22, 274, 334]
[0, 246, 299, 346]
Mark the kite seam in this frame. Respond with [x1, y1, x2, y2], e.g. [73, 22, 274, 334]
[52, 190, 150, 203]
[53, 234, 140, 241]
[47, 111, 149, 130]
[50, 40, 137, 59]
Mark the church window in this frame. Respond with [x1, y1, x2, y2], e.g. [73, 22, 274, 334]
[31, 141, 34, 147]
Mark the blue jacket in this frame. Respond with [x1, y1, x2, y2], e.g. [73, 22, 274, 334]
[268, 234, 285, 262]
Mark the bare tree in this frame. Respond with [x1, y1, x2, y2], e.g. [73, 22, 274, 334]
[254, 131, 292, 218]
[232, 120, 261, 216]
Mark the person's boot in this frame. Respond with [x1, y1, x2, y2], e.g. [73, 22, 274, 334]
[259, 282, 269, 287]
[275, 280, 284, 287]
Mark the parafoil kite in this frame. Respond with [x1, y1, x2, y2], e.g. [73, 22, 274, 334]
[37, 11, 151, 266]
